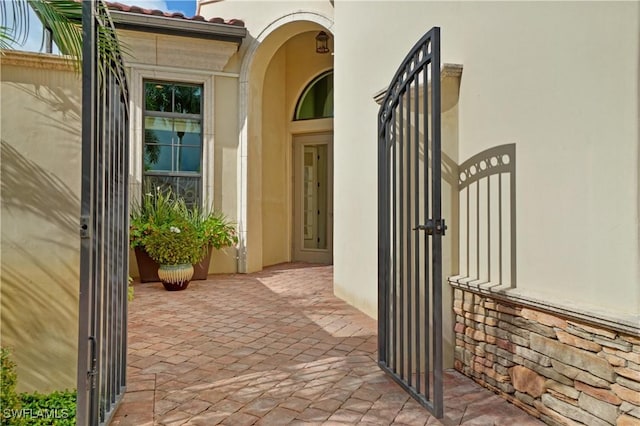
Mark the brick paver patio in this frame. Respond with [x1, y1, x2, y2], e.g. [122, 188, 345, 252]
[111, 263, 543, 425]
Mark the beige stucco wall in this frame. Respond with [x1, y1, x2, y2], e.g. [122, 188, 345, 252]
[201, 0, 334, 273]
[261, 31, 334, 267]
[212, 75, 241, 272]
[262, 45, 289, 266]
[117, 29, 238, 72]
[120, 28, 242, 275]
[334, 1, 640, 324]
[1, 52, 80, 392]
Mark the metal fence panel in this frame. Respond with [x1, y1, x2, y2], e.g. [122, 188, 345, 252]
[77, 2, 130, 424]
[378, 27, 444, 418]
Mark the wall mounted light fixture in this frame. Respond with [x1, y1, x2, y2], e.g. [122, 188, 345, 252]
[315, 31, 330, 54]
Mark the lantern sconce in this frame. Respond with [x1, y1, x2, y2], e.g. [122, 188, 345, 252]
[315, 31, 330, 54]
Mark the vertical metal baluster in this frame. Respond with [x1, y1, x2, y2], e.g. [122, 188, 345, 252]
[406, 82, 413, 387]
[385, 118, 392, 371]
[106, 68, 114, 411]
[109, 71, 117, 407]
[378, 107, 389, 369]
[390, 112, 396, 372]
[113, 74, 121, 401]
[398, 93, 405, 380]
[118, 71, 125, 398]
[431, 27, 444, 419]
[414, 66, 421, 395]
[99, 48, 108, 421]
[423, 53, 431, 401]
[78, 3, 96, 424]
[121, 70, 130, 392]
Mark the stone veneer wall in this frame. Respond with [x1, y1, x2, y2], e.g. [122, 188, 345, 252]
[453, 288, 640, 426]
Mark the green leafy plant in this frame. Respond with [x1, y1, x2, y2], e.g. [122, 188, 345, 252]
[127, 276, 134, 302]
[0, 348, 77, 425]
[129, 188, 184, 249]
[144, 221, 205, 265]
[200, 213, 238, 249]
[131, 189, 238, 252]
[19, 390, 76, 425]
[1, 348, 22, 425]
[185, 205, 238, 250]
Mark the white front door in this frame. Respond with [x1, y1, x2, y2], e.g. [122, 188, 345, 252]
[293, 133, 333, 264]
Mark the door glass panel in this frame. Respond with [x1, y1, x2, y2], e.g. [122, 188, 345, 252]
[303, 144, 328, 249]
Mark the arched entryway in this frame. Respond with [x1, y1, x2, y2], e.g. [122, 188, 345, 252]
[238, 16, 334, 272]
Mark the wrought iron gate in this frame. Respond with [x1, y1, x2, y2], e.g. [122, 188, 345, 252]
[77, 2, 130, 425]
[378, 27, 444, 418]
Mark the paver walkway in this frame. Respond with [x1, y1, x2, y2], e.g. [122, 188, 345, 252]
[111, 263, 543, 426]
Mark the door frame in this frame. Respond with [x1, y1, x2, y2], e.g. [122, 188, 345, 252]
[292, 132, 334, 264]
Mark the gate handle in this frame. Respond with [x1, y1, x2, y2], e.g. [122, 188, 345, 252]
[413, 219, 447, 236]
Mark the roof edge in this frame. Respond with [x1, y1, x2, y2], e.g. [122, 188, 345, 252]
[109, 10, 247, 44]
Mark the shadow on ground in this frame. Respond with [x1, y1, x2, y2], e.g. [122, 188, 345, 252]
[112, 263, 543, 426]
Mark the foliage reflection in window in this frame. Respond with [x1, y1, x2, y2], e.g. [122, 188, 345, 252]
[143, 81, 203, 206]
[294, 71, 333, 121]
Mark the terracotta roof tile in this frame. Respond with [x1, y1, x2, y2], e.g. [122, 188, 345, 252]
[106, 2, 245, 27]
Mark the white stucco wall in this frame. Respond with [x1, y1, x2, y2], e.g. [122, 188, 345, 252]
[334, 1, 639, 321]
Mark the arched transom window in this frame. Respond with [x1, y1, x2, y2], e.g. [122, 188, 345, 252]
[294, 70, 333, 121]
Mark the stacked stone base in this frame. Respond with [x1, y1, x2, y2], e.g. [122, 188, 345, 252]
[453, 288, 640, 426]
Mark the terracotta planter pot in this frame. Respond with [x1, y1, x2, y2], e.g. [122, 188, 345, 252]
[158, 263, 193, 291]
[192, 245, 213, 280]
[134, 247, 159, 282]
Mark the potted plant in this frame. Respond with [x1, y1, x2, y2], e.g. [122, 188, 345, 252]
[188, 207, 239, 280]
[130, 189, 238, 281]
[130, 189, 184, 282]
[144, 220, 205, 291]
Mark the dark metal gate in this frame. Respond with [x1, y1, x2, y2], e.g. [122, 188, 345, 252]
[378, 27, 444, 418]
[77, 2, 130, 424]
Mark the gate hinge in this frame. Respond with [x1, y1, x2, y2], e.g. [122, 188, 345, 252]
[87, 336, 97, 389]
[414, 218, 447, 236]
[87, 368, 97, 390]
[80, 216, 90, 239]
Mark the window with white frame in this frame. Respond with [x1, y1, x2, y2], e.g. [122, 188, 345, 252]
[143, 80, 203, 206]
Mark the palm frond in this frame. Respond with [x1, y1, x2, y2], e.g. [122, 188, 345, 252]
[1, 0, 128, 80]
[0, 26, 17, 50]
[0, 0, 30, 47]
[28, 0, 82, 67]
